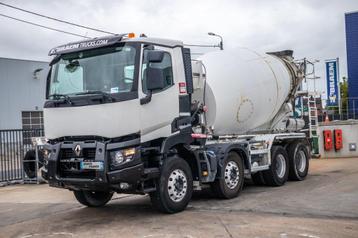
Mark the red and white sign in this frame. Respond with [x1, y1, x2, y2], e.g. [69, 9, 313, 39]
[179, 82, 187, 94]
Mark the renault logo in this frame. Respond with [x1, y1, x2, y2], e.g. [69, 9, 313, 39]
[74, 144, 82, 157]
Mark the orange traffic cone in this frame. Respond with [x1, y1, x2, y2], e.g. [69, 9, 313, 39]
[324, 114, 330, 124]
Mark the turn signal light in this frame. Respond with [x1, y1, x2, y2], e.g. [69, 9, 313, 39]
[123, 147, 136, 157]
[128, 33, 135, 38]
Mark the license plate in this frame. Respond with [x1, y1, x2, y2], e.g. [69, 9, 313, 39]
[80, 161, 104, 170]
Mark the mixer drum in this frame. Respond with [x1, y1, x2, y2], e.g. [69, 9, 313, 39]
[192, 48, 294, 135]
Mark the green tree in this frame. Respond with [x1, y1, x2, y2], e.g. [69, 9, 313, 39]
[340, 77, 348, 112]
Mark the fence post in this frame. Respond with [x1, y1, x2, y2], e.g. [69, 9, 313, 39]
[35, 144, 39, 184]
[354, 100, 356, 120]
[347, 99, 349, 119]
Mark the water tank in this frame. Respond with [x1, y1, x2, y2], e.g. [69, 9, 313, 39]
[192, 48, 298, 135]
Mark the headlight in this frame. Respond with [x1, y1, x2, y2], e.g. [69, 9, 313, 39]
[110, 147, 136, 168]
[112, 151, 124, 166]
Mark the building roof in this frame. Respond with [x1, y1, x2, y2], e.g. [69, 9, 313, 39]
[0, 56, 48, 64]
[345, 11, 358, 15]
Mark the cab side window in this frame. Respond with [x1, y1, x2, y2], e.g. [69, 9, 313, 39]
[142, 50, 173, 93]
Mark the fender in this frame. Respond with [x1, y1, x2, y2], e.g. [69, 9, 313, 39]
[160, 129, 193, 154]
[205, 142, 249, 178]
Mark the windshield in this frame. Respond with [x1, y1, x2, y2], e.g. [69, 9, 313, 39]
[48, 44, 138, 97]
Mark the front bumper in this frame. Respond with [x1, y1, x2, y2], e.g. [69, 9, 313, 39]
[43, 139, 144, 191]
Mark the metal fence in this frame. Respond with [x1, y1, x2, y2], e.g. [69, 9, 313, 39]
[318, 112, 358, 122]
[318, 97, 358, 122]
[0, 129, 44, 183]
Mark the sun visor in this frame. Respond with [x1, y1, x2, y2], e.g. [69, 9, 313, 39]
[48, 34, 125, 56]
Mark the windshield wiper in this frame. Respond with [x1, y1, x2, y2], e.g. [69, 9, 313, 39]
[48, 94, 73, 105]
[75, 90, 115, 102]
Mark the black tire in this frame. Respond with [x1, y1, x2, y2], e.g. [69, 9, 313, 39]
[73, 190, 113, 207]
[211, 151, 244, 198]
[251, 171, 266, 185]
[287, 142, 310, 181]
[262, 146, 289, 186]
[23, 150, 44, 179]
[150, 156, 193, 214]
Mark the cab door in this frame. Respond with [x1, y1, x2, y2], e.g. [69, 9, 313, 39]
[139, 45, 179, 143]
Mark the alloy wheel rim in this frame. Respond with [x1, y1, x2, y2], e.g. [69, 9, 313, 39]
[224, 161, 240, 189]
[275, 154, 286, 178]
[167, 169, 188, 202]
[296, 150, 307, 173]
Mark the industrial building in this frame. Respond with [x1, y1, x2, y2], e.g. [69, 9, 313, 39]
[345, 11, 358, 114]
[0, 57, 48, 130]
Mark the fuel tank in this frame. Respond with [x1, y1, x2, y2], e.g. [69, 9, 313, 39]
[192, 48, 301, 135]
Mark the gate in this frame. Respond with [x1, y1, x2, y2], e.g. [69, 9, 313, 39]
[0, 129, 44, 183]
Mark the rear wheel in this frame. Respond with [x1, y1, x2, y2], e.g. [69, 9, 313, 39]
[211, 151, 244, 198]
[74, 190, 113, 207]
[287, 142, 310, 181]
[262, 146, 289, 186]
[150, 156, 193, 213]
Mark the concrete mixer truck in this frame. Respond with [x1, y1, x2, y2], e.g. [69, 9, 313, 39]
[41, 33, 310, 213]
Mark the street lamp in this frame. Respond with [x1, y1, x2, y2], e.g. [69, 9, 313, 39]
[208, 32, 223, 50]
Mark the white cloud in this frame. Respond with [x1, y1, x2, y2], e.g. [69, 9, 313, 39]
[0, 0, 357, 97]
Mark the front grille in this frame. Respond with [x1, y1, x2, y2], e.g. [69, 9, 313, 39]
[60, 148, 96, 160]
[58, 148, 97, 179]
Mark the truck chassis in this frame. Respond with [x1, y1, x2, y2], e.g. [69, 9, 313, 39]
[42, 132, 309, 213]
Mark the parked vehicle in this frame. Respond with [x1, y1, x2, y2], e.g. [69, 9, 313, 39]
[41, 33, 310, 213]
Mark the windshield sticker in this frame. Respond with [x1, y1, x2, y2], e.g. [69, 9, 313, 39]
[110, 87, 119, 93]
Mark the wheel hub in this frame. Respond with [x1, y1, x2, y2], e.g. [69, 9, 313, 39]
[275, 154, 286, 178]
[174, 177, 184, 191]
[224, 161, 240, 189]
[296, 150, 307, 173]
[168, 169, 187, 202]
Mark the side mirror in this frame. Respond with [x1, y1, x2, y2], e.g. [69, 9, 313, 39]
[147, 50, 165, 63]
[140, 50, 166, 105]
[146, 68, 165, 91]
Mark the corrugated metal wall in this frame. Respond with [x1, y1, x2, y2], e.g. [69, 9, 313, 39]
[0, 58, 48, 130]
[345, 12, 358, 113]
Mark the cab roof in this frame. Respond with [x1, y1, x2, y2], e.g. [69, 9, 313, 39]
[48, 34, 183, 56]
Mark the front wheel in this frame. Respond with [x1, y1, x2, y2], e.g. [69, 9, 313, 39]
[150, 156, 193, 213]
[211, 151, 244, 198]
[74, 190, 113, 207]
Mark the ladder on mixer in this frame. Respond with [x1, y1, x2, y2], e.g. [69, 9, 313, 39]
[308, 96, 320, 155]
